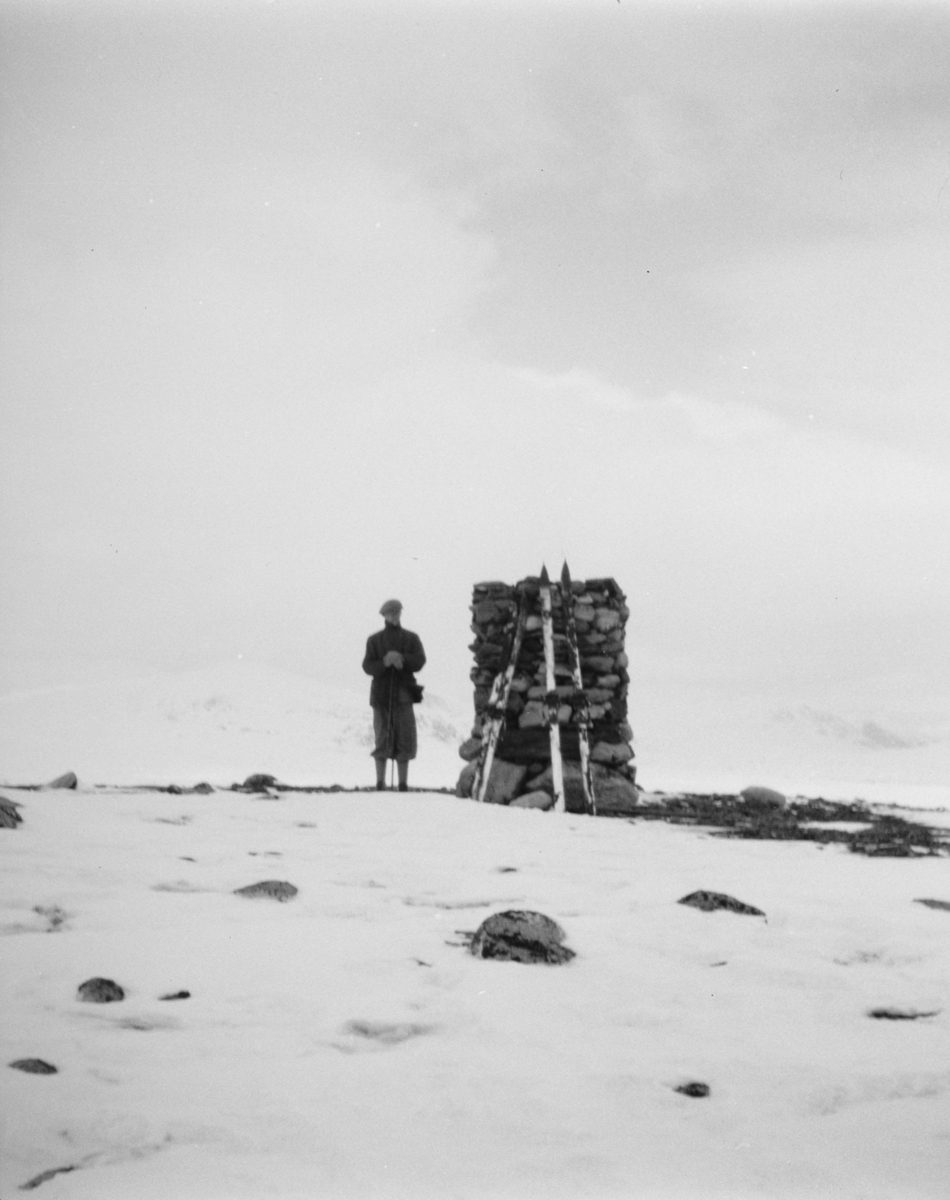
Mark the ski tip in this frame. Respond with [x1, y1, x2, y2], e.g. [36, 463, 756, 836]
[560, 560, 571, 585]
[540, 564, 550, 583]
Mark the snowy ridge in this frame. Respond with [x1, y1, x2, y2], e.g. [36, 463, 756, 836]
[2, 659, 949, 808]
[0, 661, 467, 789]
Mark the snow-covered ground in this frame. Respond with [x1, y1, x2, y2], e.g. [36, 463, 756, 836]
[2, 785, 949, 1198]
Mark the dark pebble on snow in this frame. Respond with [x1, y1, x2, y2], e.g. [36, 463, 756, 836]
[9, 1058, 58, 1074]
[675, 1081, 711, 1098]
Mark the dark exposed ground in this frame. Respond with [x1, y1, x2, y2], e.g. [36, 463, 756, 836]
[629, 793, 950, 857]
[7, 780, 947, 857]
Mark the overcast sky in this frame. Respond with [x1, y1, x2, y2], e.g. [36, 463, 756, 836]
[2, 1, 949, 752]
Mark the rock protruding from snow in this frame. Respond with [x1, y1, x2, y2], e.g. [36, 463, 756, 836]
[675, 1081, 710, 1098]
[77, 977, 125, 1003]
[678, 891, 765, 917]
[867, 1007, 940, 1020]
[586, 765, 640, 814]
[0, 796, 23, 827]
[740, 785, 787, 809]
[240, 773, 279, 792]
[9, 1058, 58, 1074]
[470, 910, 575, 964]
[233, 880, 298, 901]
[45, 771, 78, 790]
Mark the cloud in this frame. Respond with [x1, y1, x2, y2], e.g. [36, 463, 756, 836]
[513, 366, 792, 443]
[513, 367, 637, 413]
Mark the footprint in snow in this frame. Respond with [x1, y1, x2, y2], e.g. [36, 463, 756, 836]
[332, 1019, 435, 1053]
[115, 1015, 181, 1031]
[151, 881, 210, 893]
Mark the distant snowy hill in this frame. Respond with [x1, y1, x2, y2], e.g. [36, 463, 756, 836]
[2, 660, 948, 808]
[633, 678, 950, 809]
[0, 661, 468, 788]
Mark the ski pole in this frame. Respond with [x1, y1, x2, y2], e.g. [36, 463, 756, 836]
[387, 667, 397, 790]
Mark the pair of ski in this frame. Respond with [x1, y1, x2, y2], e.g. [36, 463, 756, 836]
[472, 563, 596, 815]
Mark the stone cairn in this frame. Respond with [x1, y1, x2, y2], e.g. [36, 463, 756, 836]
[456, 576, 639, 814]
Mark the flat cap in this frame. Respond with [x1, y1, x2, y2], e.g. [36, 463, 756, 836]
[379, 598, 403, 615]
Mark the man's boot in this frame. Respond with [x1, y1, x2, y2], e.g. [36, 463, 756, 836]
[397, 762, 409, 792]
[375, 760, 387, 791]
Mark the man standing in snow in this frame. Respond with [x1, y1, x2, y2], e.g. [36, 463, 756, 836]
[362, 599, 426, 791]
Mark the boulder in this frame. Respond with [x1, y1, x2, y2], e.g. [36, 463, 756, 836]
[458, 737, 483, 762]
[589, 765, 641, 814]
[593, 608, 621, 632]
[473, 599, 502, 624]
[510, 790, 555, 810]
[482, 759, 527, 805]
[740, 785, 787, 809]
[193, 782, 214, 794]
[456, 758, 526, 804]
[77, 977, 125, 1003]
[46, 772, 77, 790]
[590, 740, 634, 766]
[470, 910, 575, 964]
[456, 761, 477, 797]
[242, 774, 278, 791]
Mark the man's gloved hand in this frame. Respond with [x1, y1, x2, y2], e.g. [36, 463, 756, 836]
[383, 650, 404, 669]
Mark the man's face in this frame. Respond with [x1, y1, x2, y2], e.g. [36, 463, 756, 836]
[384, 608, 402, 627]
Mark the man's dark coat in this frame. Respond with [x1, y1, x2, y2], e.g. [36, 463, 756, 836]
[362, 626, 426, 707]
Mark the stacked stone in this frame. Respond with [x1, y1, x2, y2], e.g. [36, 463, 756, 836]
[457, 576, 638, 814]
